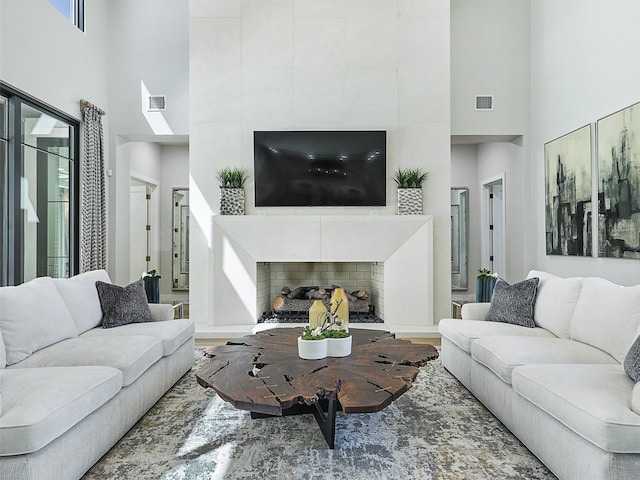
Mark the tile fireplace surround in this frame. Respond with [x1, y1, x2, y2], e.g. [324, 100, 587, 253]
[209, 215, 434, 337]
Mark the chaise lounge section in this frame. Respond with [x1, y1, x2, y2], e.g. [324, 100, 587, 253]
[440, 270, 640, 480]
[0, 270, 195, 480]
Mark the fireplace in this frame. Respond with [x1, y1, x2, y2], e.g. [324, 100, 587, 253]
[211, 215, 434, 335]
[256, 262, 384, 319]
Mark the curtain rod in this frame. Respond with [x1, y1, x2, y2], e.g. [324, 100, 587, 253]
[80, 99, 105, 115]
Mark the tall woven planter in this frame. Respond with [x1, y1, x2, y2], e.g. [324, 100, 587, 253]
[220, 188, 245, 215]
[397, 188, 423, 215]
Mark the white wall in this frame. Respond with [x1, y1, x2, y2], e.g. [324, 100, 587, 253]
[529, 0, 640, 285]
[451, 0, 529, 136]
[0, 0, 109, 120]
[190, 0, 451, 332]
[477, 142, 525, 282]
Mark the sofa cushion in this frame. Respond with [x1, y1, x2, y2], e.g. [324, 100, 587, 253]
[471, 337, 618, 384]
[0, 328, 5, 369]
[526, 270, 582, 338]
[0, 276, 78, 365]
[53, 269, 111, 334]
[486, 277, 539, 327]
[632, 383, 640, 416]
[438, 318, 556, 354]
[96, 280, 153, 328]
[8, 335, 163, 387]
[570, 277, 640, 364]
[0, 366, 123, 456]
[512, 364, 640, 453]
[624, 330, 640, 382]
[80, 319, 195, 356]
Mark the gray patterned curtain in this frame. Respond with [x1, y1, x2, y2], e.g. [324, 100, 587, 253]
[80, 102, 106, 272]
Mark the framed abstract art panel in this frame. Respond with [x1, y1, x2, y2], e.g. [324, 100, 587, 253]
[597, 101, 640, 259]
[544, 125, 592, 256]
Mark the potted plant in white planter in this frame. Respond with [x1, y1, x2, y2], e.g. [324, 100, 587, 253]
[216, 167, 249, 215]
[393, 167, 429, 215]
[298, 297, 352, 359]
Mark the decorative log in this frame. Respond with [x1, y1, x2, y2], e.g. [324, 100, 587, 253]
[280, 286, 291, 296]
[287, 286, 319, 299]
[352, 289, 369, 300]
[307, 289, 328, 300]
[272, 296, 285, 310]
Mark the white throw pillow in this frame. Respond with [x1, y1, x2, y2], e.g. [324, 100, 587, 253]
[53, 270, 112, 334]
[570, 277, 640, 364]
[0, 277, 77, 365]
[527, 270, 582, 338]
[632, 383, 640, 417]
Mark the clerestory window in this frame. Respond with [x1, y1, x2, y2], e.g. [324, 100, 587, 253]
[49, 0, 84, 32]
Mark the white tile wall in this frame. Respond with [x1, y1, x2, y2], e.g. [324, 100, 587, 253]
[242, 0, 294, 69]
[346, 0, 398, 69]
[190, 0, 241, 18]
[294, 0, 346, 18]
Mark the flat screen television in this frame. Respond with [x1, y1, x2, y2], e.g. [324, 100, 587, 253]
[253, 130, 387, 207]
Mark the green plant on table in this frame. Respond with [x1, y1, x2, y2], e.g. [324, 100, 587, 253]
[302, 299, 351, 340]
[392, 167, 429, 189]
[142, 269, 161, 280]
[477, 268, 497, 279]
[216, 168, 249, 189]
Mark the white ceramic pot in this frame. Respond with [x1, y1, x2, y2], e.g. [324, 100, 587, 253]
[327, 336, 352, 357]
[297, 337, 327, 360]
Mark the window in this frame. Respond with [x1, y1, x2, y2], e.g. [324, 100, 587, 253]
[49, 0, 84, 32]
[0, 83, 80, 286]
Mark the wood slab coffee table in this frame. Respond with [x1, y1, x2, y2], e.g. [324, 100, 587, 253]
[196, 327, 438, 448]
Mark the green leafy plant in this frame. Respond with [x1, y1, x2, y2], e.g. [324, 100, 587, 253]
[392, 167, 429, 188]
[142, 269, 161, 279]
[216, 168, 249, 189]
[301, 297, 351, 340]
[477, 268, 495, 279]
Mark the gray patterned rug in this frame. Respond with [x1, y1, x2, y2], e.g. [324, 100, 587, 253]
[83, 348, 556, 480]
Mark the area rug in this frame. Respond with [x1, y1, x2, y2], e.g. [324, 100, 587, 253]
[83, 348, 556, 480]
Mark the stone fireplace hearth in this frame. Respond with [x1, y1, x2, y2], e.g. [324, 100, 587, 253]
[211, 215, 434, 336]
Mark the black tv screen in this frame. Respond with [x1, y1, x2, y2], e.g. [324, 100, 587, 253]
[254, 130, 387, 207]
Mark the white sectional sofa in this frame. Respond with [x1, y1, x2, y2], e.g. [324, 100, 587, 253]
[0, 270, 195, 480]
[440, 270, 640, 480]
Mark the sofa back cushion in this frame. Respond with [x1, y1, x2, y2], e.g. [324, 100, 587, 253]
[0, 276, 77, 365]
[570, 277, 640, 364]
[527, 270, 582, 338]
[0, 328, 6, 369]
[53, 269, 112, 334]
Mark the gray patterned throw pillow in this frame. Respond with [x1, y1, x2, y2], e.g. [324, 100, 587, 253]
[486, 277, 539, 328]
[624, 335, 640, 382]
[96, 280, 153, 328]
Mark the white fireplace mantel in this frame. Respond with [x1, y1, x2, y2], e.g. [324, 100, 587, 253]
[209, 215, 434, 336]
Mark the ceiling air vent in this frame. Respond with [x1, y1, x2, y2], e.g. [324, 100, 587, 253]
[475, 95, 493, 111]
[148, 95, 166, 111]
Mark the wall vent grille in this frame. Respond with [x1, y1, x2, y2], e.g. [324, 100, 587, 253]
[475, 95, 494, 110]
[148, 95, 166, 111]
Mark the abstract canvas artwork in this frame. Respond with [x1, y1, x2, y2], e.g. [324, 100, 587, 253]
[597, 102, 640, 259]
[544, 125, 592, 256]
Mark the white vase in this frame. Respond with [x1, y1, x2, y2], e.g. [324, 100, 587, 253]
[327, 336, 352, 357]
[297, 337, 327, 360]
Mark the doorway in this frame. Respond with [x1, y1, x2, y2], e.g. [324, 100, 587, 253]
[481, 174, 506, 277]
[129, 177, 158, 282]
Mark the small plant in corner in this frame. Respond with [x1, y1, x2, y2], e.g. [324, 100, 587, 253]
[477, 268, 496, 279]
[216, 168, 249, 189]
[392, 167, 429, 189]
[142, 269, 161, 280]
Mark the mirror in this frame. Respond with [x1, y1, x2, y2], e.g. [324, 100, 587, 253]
[172, 188, 189, 290]
[451, 187, 469, 291]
